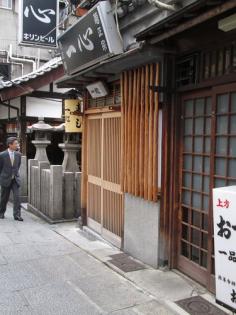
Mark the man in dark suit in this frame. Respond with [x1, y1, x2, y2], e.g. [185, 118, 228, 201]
[0, 137, 23, 221]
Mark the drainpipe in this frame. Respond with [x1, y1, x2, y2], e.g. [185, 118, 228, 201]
[9, 44, 36, 72]
[0, 49, 24, 77]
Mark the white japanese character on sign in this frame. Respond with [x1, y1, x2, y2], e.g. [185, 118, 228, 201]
[101, 40, 108, 52]
[39, 35, 45, 43]
[23, 33, 30, 40]
[66, 45, 77, 58]
[97, 26, 103, 38]
[24, 5, 55, 24]
[66, 27, 94, 58]
[78, 27, 94, 52]
[93, 12, 100, 25]
[48, 37, 55, 44]
[34, 34, 40, 42]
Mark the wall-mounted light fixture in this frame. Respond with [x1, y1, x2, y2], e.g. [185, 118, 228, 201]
[86, 81, 109, 99]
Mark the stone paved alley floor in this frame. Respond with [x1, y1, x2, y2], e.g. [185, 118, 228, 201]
[0, 205, 231, 315]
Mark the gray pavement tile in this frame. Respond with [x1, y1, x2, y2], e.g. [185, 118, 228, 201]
[0, 291, 33, 314]
[0, 232, 14, 246]
[110, 308, 137, 315]
[22, 281, 104, 315]
[69, 251, 114, 277]
[0, 251, 8, 265]
[35, 239, 79, 257]
[6, 228, 59, 244]
[0, 221, 18, 233]
[74, 274, 152, 313]
[0, 265, 27, 291]
[0, 243, 43, 264]
[25, 254, 92, 284]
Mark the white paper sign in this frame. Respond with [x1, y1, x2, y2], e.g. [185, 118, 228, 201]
[213, 186, 236, 312]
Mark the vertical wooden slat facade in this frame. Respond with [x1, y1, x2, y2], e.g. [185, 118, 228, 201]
[121, 63, 159, 202]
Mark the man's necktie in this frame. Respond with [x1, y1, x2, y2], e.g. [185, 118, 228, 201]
[10, 152, 14, 166]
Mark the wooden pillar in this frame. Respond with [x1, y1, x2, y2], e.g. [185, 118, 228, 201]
[80, 115, 87, 226]
[19, 96, 27, 155]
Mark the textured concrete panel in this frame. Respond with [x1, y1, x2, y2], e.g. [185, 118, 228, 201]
[28, 159, 38, 204]
[19, 155, 28, 201]
[49, 165, 63, 219]
[64, 172, 75, 219]
[75, 172, 81, 218]
[124, 194, 160, 268]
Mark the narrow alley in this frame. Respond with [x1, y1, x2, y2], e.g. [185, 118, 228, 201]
[0, 205, 168, 315]
[0, 204, 230, 315]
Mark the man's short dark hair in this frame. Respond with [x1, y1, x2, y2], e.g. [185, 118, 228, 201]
[7, 137, 17, 147]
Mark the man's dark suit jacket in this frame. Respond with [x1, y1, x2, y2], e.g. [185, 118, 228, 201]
[0, 150, 21, 187]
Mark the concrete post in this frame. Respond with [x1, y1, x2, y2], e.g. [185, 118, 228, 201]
[59, 143, 80, 172]
[19, 156, 27, 202]
[38, 161, 50, 212]
[64, 172, 75, 219]
[49, 165, 63, 219]
[28, 159, 38, 205]
[75, 172, 82, 218]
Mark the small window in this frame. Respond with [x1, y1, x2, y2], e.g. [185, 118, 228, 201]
[0, 0, 12, 9]
[176, 53, 199, 88]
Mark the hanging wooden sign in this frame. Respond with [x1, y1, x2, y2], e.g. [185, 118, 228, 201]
[64, 99, 83, 133]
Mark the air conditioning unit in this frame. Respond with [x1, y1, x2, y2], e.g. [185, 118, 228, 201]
[0, 63, 11, 81]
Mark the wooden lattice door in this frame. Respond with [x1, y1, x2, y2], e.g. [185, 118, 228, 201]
[87, 112, 124, 248]
[177, 83, 236, 291]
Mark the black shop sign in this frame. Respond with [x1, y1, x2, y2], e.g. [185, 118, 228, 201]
[19, 0, 58, 47]
[58, 1, 123, 75]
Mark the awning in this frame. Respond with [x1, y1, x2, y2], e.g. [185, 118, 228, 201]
[135, 0, 235, 44]
[56, 45, 163, 89]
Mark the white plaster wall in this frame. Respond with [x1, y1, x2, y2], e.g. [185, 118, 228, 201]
[26, 97, 62, 118]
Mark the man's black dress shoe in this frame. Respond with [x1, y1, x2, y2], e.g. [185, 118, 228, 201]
[14, 216, 23, 221]
[0, 214, 4, 219]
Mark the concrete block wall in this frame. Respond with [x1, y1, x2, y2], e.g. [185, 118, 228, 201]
[28, 159, 81, 222]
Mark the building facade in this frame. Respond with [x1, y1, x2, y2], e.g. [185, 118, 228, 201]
[58, 0, 236, 295]
[138, 0, 236, 292]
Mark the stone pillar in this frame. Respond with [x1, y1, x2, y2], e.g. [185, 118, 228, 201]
[64, 172, 75, 219]
[28, 159, 38, 205]
[59, 143, 80, 172]
[19, 156, 27, 199]
[75, 172, 82, 218]
[49, 165, 63, 220]
[38, 161, 50, 212]
[32, 140, 51, 162]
